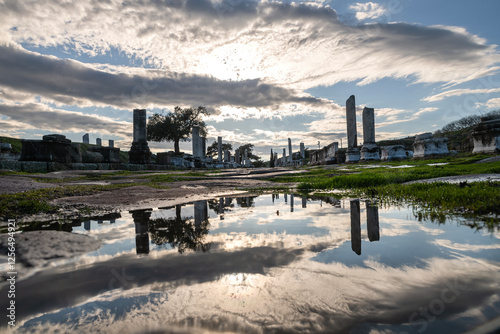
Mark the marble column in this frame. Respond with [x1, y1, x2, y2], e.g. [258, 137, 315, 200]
[224, 150, 230, 163]
[82, 133, 89, 144]
[192, 126, 202, 158]
[108, 140, 114, 148]
[361, 107, 380, 160]
[345, 95, 360, 162]
[244, 149, 248, 166]
[96, 138, 102, 146]
[218, 136, 223, 163]
[288, 138, 293, 163]
[300, 142, 305, 160]
[282, 148, 286, 166]
[129, 109, 151, 164]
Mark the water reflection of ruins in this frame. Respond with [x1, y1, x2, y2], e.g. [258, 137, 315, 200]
[350, 199, 380, 255]
[130, 200, 212, 255]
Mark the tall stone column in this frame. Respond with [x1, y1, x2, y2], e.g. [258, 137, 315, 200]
[224, 150, 230, 163]
[218, 136, 223, 163]
[288, 138, 293, 163]
[200, 137, 206, 159]
[235, 149, 240, 164]
[282, 148, 286, 165]
[300, 142, 305, 160]
[361, 107, 380, 160]
[192, 126, 202, 158]
[244, 149, 248, 166]
[350, 199, 361, 255]
[345, 95, 360, 162]
[274, 152, 278, 167]
[129, 109, 151, 164]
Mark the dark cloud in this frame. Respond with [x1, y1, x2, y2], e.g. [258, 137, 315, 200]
[0, 44, 329, 110]
[0, 102, 130, 137]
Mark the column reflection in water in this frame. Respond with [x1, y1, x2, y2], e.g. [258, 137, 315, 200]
[131, 209, 152, 255]
[83, 220, 91, 231]
[366, 200, 380, 242]
[290, 194, 294, 212]
[284, 193, 288, 203]
[350, 199, 361, 255]
[219, 197, 224, 220]
[302, 197, 307, 208]
[194, 200, 208, 230]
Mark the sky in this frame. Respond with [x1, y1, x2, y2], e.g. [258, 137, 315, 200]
[0, 0, 499, 159]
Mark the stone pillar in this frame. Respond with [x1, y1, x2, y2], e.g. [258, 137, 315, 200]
[361, 107, 380, 160]
[129, 109, 151, 164]
[366, 200, 380, 242]
[96, 138, 102, 146]
[192, 126, 202, 158]
[224, 150, 230, 163]
[201, 137, 206, 159]
[300, 142, 305, 160]
[108, 140, 114, 148]
[274, 152, 278, 167]
[83, 133, 89, 144]
[288, 138, 293, 163]
[244, 149, 248, 166]
[218, 136, 223, 163]
[282, 148, 286, 165]
[350, 199, 361, 255]
[346, 95, 360, 162]
[235, 149, 240, 164]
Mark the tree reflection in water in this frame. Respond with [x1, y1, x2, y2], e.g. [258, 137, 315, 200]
[132, 201, 211, 254]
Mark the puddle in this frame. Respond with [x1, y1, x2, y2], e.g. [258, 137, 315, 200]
[1, 194, 499, 333]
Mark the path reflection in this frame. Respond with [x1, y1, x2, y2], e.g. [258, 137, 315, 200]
[350, 199, 380, 255]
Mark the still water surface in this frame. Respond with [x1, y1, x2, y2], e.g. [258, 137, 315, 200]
[5, 194, 500, 333]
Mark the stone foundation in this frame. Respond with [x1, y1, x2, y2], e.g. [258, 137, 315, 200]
[472, 117, 500, 154]
[413, 133, 449, 158]
[380, 145, 407, 161]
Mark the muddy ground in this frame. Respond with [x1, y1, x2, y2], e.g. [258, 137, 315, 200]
[0, 168, 303, 216]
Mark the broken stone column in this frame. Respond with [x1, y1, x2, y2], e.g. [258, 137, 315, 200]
[218, 136, 223, 163]
[224, 150, 230, 163]
[200, 137, 206, 159]
[235, 149, 240, 164]
[108, 140, 114, 148]
[380, 145, 407, 161]
[288, 138, 293, 163]
[129, 109, 151, 164]
[361, 107, 380, 160]
[350, 199, 361, 255]
[345, 95, 360, 162]
[131, 209, 151, 255]
[96, 138, 102, 146]
[192, 126, 202, 158]
[413, 132, 449, 158]
[300, 142, 305, 160]
[472, 116, 500, 154]
[82, 133, 89, 144]
[21, 134, 81, 163]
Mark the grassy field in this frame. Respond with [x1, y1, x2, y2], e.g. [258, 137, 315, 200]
[271, 155, 500, 218]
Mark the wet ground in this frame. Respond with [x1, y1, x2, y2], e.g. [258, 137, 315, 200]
[1, 193, 499, 333]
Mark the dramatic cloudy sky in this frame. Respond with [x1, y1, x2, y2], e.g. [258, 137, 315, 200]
[1, 0, 499, 157]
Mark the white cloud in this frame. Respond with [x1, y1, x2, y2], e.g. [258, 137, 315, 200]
[423, 87, 500, 102]
[349, 2, 387, 21]
[484, 97, 500, 110]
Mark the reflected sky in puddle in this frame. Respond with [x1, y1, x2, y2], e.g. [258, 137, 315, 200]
[2, 194, 500, 333]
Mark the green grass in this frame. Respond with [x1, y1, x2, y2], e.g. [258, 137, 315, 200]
[0, 136, 22, 153]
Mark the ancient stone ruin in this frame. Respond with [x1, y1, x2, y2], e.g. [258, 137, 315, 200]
[472, 116, 500, 154]
[345, 95, 360, 162]
[360, 107, 380, 161]
[129, 109, 151, 164]
[380, 145, 407, 161]
[413, 132, 449, 158]
[21, 134, 81, 164]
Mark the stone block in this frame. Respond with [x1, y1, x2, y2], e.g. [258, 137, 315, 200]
[0, 160, 21, 171]
[472, 117, 500, 154]
[21, 161, 48, 173]
[380, 145, 408, 161]
[413, 133, 449, 158]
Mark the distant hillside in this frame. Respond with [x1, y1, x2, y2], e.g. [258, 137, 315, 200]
[376, 136, 415, 150]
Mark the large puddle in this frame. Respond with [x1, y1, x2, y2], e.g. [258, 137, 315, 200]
[2, 194, 500, 333]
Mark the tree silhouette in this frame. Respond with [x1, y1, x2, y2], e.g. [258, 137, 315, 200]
[147, 106, 208, 154]
[206, 141, 233, 159]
